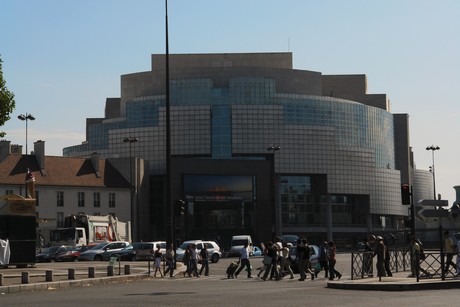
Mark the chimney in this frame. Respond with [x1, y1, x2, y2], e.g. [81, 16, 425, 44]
[90, 152, 101, 178]
[34, 140, 47, 175]
[454, 186, 460, 205]
[0, 140, 11, 161]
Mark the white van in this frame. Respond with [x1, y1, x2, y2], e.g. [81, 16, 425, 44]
[230, 235, 253, 257]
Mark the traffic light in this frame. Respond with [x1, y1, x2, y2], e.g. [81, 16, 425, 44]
[401, 184, 411, 205]
[175, 200, 186, 216]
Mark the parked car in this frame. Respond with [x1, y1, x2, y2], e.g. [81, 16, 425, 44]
[115, 241, 166, 261]
[176, 240, 222, 263]
[55, 244, 96, 262]
[36, 246, 72, 263]
[77, 241, 129, 261]
[252, 246, 263, 256]
[281, 234, 299, 246]
[289, 244, 320, 273]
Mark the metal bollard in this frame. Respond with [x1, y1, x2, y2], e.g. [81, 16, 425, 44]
[21, 272, 29, 284]
[46, 270, 53, 282]
[88, 267, 95, 278]
[68, 268, 75, 280]
[124, 264, 131, 275]
[107, 265, 114, 276]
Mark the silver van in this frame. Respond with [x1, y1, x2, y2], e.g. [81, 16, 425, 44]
[229, 235, 253, 257]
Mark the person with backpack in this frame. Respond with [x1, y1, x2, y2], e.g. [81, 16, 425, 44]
[298, 238, 314, 281]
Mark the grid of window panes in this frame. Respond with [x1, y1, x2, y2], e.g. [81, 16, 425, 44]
[280, 175, 369, 227]
[78, 192, 85, 207]
[171, 106, 211, 156]
[109, 193, 115, 208]
[126, 99, 162, 128]
[94, 192, 100, 208]
[63, 143, 89, 157]
[64, 76, 394, 176]
[57, 191, 64, 207]
[280, 176, 316, 225]
[281, 96, 394, 169]
[171, 79, 212, 106]
[88, 120, 126, 150]
[229, 77, 276, 104]
[211, 105, 232, 158]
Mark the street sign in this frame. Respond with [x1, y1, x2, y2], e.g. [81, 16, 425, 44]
[419, 208, 449, 218]
[417, 199, 449, 207]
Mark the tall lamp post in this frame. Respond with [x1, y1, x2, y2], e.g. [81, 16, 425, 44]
[165, 0, 175, 249]
[426, 145, 440, 200]
[17, 113, 35, 166]
[267, 145, 281, 237]
[123, 137, 139, 241]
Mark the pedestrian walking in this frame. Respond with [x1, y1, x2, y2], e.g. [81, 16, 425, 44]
[328, 241, 342, 280]
[444, 231, 457, 275]
[298, 238, 314, 281]
[164, 243, 175, 277]
[362, 237, 373, 276]
[318, 241, 329, 278]
[257, 243, 270, 278]
[199, 244, 210, 276]
[281, 241, 294, 279]
[262, 242, 277, 281]
[384, 243, 392, 277]
[189, 244, 200, 277]
[235, 242, 252, 278]
[373, 236, 385, 277]
[153, 245, 164, 278]
[182, 244, 191, 277]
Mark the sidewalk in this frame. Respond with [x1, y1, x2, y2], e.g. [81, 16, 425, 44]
[0, 263, 187, 294]
[327, 271, 460, 291]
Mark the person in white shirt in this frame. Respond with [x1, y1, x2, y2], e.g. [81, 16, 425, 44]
[235, 242, 253, 278]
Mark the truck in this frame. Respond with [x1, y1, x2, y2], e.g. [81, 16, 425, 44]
[46, 213, 131, 247]
[0, 194, 37, 268]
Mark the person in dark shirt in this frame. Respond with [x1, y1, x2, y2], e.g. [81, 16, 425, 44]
[199, 244, 209, 276]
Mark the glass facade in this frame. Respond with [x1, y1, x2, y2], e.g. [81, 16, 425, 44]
[63, 53, 409, 239]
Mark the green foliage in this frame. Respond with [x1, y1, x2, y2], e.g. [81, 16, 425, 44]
[0, 55, 16, 137]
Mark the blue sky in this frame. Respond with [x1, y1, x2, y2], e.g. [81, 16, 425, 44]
[1, 0, 459, 204]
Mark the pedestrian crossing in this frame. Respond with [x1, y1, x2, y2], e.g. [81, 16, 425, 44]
[147, 272, 332, 282]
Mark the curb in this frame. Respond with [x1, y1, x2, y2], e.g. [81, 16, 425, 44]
[327, 278, 460, 291]
[0, 273, 150, 294]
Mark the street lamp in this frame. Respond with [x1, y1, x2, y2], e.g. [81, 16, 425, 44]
[426, 145, 440, 200]
[267, 145, 281, 237]
[17, 113, 35, 165]
[123, 137, 139, 241]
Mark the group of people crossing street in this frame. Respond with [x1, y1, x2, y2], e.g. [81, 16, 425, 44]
[149, 237, 344, 282]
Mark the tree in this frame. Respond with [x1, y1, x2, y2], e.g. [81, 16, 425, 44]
[0, 55, 16, 137]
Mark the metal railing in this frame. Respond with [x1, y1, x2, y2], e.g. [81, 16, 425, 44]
[351, 249, 456, 281]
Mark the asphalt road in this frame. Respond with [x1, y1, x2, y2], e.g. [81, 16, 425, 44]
[0, 254, 457, 306]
